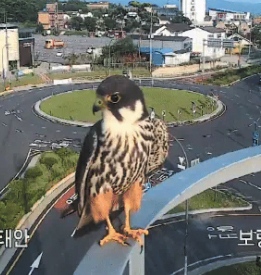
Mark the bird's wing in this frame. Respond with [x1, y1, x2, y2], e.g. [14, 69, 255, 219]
[75, 120, 101, 217]
[146, 118, 169, 176]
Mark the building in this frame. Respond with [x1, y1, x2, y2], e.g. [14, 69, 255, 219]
[130, 34, 192, 53]
[86, 1, 109, 10]
[158, 16, 171, 25]
[215, 21, 238, 36]
[253, 17, 261, 25]
[38, 2, 65, 30]
[19, 28, 35, 67]
[180, 0, 206, 25]
[182, 27, 226, 58]
[209, 8, 251, 24]
[139, 47, 190, 66]
[153, 7, 178, 17]
[227, 33, 252, 54]
[152, 23, 193, 36]
[0, 24, 20, 77]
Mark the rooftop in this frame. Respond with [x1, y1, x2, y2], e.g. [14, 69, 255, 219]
[165, 23, 193, 33]
[200, 26, 226, 33]
[129, 34, 190, 42]
[0, 23, 18, 29]
[209, 7, 248, 14]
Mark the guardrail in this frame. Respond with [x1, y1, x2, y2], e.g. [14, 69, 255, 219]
[0, 172, 75, 274]
[74, 145, 261, 275]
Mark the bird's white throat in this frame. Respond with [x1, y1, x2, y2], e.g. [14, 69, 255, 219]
[102, 100, 144, 136]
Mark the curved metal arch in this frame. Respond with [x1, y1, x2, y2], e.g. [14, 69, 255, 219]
[74, 146, 261, 275]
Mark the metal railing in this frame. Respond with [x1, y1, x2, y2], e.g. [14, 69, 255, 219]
[74, 145, 261, 275]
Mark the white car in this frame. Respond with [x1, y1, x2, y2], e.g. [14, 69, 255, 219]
[56, 52, 63, 57]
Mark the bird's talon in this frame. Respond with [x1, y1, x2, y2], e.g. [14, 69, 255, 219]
[99, 231, 127, 247]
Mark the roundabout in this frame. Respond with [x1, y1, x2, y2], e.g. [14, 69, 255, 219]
[35, 87, 224, 128]
[1, 76, 261, 275]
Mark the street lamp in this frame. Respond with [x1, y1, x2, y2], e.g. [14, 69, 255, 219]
[108, 38, 116, 76]
[173, 136, 189, 275]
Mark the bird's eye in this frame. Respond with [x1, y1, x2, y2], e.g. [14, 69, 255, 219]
[108, 93, 121, 104]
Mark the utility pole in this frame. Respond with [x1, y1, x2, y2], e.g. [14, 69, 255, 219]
[202, 39, 206, 74]
[5, 11, 9, 74]
[174, 136, 190, 275]
[149, 4, 153, 75]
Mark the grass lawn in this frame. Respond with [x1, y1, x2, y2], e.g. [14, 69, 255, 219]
[0, 75, 44, 93]
[204, 65, 261, 86]
[40, 87, 217, 123]
[48, 67, 150, 80]
[167, 189, 249, 214]
[204, 261, 261, 275]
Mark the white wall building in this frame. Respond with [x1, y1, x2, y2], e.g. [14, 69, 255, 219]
[209, 8, 250, 23]
[0, 24, 20, 76]
[182, 27, 226, 58]
[180, 0, 206, 25]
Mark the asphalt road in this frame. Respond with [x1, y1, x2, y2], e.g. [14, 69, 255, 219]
[2, 75, 261, 274]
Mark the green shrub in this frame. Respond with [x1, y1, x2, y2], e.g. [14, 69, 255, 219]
[40, 156, 58, 169]
[63, 154, 79, 170]
[25, 166, 43, 179]
[54, 148, 74, 160]
[51, 163, 65, 179]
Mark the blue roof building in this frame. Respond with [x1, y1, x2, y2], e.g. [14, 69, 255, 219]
[139, 47, 173, 66]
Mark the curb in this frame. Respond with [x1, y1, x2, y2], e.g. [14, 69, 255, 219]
[34, 88, 225, 128]
[188, 255, 258, 275]
[0, 172, 75, 274]
[34, 92, 93, 127]
[159, 204, 252, 220]
[221, 73, 259, 87]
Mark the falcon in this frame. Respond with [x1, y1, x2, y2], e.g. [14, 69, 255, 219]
[63, 75, 169, 247]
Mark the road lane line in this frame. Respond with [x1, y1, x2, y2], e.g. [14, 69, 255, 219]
[170, 254, 232, 275]
[6, 185, 75, 275]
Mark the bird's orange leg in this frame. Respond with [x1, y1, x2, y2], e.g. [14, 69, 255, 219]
[123, 203, 149, 246]
[100, 216, 128, 246]
[123, 181, 149, 246]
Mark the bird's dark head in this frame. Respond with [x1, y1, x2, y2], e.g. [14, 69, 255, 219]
[93, 75, 148, 123]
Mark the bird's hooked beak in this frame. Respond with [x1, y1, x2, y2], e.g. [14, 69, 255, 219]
[92, 98, 106, 115]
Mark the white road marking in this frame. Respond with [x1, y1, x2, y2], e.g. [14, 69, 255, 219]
[56, 130, 61, 133]
[71, 229, 76, 237]
[73, 132, 77, 134]
[41, 127, 46, 129]
[170, 255, 232, 275]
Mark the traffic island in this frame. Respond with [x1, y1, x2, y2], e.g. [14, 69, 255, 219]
[35, 87, 224, 126]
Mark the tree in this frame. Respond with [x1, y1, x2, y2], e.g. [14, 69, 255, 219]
[36, 23, 44, 34]
[70, 16, 83, 31]
[124, 19, 140, 32]
[102, 37, 137, 62]
[65, 53, 79, 65]
[104, 17, 117, 30]
[128, 1, 141, 8]
[84, 17, 97, 32]
[251, 26, 261, 48]
[169, 10, 192, 25]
